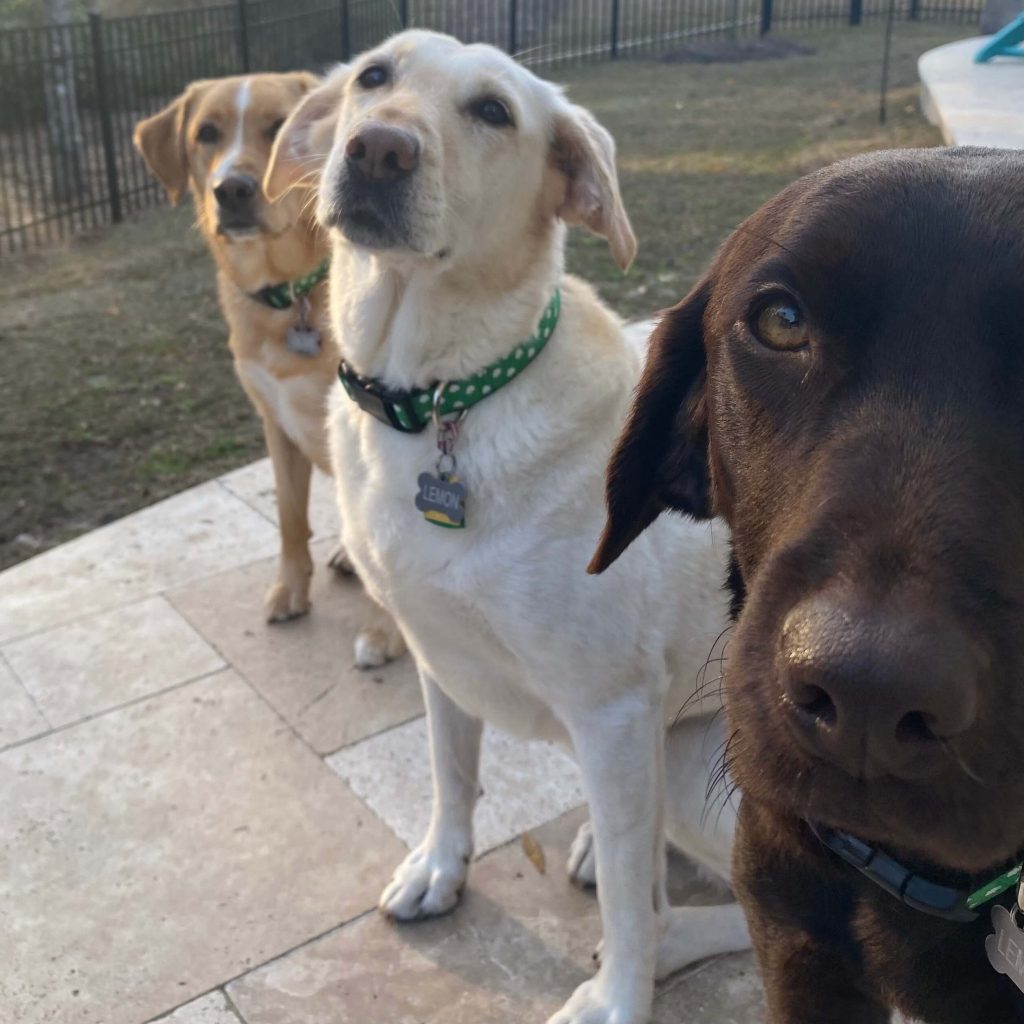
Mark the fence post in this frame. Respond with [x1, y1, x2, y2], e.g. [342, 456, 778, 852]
[610, 0, 620, 57]
[508, 0, 518, 54]
[400, 0, 409, 27]
[909, 0, 920, 18]
[850, 0, 863, 23]
[340, 0, 350, 59]
[760, 0, 773, 34]
[88, 12, 121, 224]
[237, 0, 251, 72]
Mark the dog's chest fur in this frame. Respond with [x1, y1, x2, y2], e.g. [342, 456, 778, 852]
[237, 350, 330, 461]
[226, 294, 336, 471]
[212, 252, 337, 472]
[735, 799, 1024, 1023]
[328, 286, 732, 740]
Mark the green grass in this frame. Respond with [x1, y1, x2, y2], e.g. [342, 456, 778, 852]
[0, 22, 964, 570]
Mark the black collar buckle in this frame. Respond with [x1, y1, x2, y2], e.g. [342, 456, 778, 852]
[338, 362, 427, 434]
[252, 284, 292, 311]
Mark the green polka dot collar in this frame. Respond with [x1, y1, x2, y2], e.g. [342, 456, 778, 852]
[338, 288, 561, 434]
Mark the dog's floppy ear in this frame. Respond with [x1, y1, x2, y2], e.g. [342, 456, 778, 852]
[264, 65, 348, 202]
[588, 277, 714, 574]
[290, 70, 321, 94]
[133, 85, 200, 205]
[552, 103, 637, 271]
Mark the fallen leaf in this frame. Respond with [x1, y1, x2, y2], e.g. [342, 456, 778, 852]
[521, 831, 546, 875]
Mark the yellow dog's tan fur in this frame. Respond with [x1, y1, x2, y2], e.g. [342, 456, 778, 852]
[134, 74, 403, 664]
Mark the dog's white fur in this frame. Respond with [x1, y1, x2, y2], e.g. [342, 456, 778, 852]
[266, 31, 750, 1023]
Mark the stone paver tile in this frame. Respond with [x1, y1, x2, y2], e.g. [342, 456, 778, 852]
[327, 718, 585, 854]
[919, 37, 1024, 149]
[170, 540, 421, 753]
[219, 460, 339, 544]
[655, 956, 764, 1024]
[0, 654, 47, 749]
[149, 990, 240, 1024]
[4, 595, 224, 728]
[0, 669, 404, 1024]
[228, 809, 764, 1024]
[0, 481, 279, 644]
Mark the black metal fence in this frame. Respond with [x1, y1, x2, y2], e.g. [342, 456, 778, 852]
[0, 0, 982, 254]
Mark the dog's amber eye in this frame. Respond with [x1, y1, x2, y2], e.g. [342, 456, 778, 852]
[196, 122, 219, 145]
[472, 97, 514, 128]
[357, 64, 389, 89]
[752, 300, 809, 351]
[266, 118, 285, 141]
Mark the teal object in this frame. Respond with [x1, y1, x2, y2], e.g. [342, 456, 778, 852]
[976, 11, 1024, 62]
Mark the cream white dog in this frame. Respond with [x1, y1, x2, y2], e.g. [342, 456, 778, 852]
[266, 30, 751, 1024]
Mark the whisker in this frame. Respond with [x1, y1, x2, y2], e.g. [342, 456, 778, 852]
[702, 726, 742, 829]
[381, 0, 404, 33]
[513, 42, 557, 64]
[675, 624, 733, 724]
[941, 738, 985, 785]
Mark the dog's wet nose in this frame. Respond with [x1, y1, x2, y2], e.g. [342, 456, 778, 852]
[778, 597, 980, 780]
[213, 173, 259, 213]
[346, 123, 420, 182]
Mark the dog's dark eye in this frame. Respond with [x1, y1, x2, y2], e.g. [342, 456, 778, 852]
[752, 299, 809, 352]
[358, 64, 389, 89]
[266, 118, 286, 141]
[196, 122, 220, 144]
[472, 97, 514, 127]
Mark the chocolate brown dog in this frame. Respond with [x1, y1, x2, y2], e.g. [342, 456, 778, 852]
[591, 147, 1024, 1023]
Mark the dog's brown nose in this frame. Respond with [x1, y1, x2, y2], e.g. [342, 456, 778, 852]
[778, 597, 980, 780]
[346, 123, 420, 182]
[213, 172, 259, 213]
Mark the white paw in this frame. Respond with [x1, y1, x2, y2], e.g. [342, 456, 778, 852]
[354, 624, 406, 669]
[546, 974, 652, 1024]
[326, 543, 356, 575]
[380, 834, 472, 921]
[567, 820, 597, 888]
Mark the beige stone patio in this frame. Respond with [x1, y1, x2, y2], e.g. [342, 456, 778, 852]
[0, 320, 764, 1024]
[919, 35, 1024, 148]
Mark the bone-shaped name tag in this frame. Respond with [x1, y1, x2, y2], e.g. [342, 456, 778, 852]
[286, 326, 321, 356]
[414, 472, 466, 529]
[986, 905, 1024, 994]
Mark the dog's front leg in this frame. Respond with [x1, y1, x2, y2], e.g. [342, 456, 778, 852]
[380, 672, 482, 921]
[261, 417, 314, 623]
[549, 697, 663, 1024]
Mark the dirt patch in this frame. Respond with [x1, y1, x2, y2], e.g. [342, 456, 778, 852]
[661, 37, 817, 63]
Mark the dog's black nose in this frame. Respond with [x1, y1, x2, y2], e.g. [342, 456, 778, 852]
[778, 597, 980, 780]
[213, 173, 259, 213]
[346, 123, 420, 182]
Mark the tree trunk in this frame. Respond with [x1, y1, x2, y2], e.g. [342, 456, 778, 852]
[43, 0, 87, 204]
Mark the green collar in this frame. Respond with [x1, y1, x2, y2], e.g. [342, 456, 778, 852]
[967, 862, 1024, 911]
[338, 288, 561, 433]
[249, 256, 330, 311]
